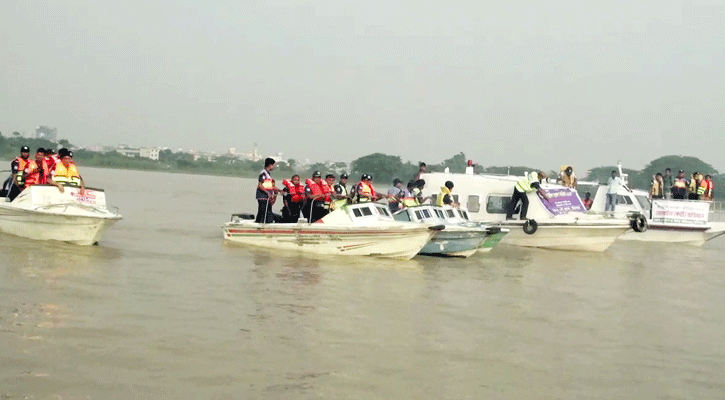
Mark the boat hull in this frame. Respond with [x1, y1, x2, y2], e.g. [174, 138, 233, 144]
[222, 222, 436, 260]
[0, 207, 121, 245]
[498, 222, 630, 252]
[419, 230, 487, 258]
[477, 230, 509, 253]
[617, 222, 725, 246]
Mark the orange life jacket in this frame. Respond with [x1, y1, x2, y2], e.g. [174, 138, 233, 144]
[282, 179, 305, 202]
[356, 181, 376, 202]
[24, 159, 48, 186]
[306, 179, 324, 196]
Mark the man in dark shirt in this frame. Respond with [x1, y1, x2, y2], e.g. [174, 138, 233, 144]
[255, 158, 280, 223]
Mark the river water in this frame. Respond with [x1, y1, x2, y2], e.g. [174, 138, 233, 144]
[1, 167, 724, 399]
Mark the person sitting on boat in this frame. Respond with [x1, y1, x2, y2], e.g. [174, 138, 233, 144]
[254, 157, 280, 223]
[399, 181, 419, 208]
[582, 192, 593, 210]
[23, 148, 49, 188]
[436, 180, 459, 207]
[48, 148, 85, 194]
[506, 171, 550, 220]
[387, 178, 404, 213]
[698, 175, 714, 201]
[3, 145, 31, 201]
[650, 173, 664, 199]
[332, 173, 350, 210]
[304, 171, 330, 222]
[45, 148, 60, 170]
[355, 174, 380, 203]
[281, 174, 305, 223]
[687, 172, 702, 200]
[412, 179, 432, 204]
[671, 170, 688, 199]
[559, 166, 577, 188]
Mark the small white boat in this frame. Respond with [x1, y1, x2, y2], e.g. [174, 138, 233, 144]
[222, 203, 441, 260]
[420, 168, 636, 252]
[0, 185, 122, 245]
[583, 182, 725, 246]
[394, 205, 508, 257]
[433, 205, 510, 252]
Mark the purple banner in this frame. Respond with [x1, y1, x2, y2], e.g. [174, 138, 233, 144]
[539, 188, 587, 215]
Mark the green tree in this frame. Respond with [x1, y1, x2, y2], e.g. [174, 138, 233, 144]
[58, 139, 72, 148]
[351, 153, 406, 183]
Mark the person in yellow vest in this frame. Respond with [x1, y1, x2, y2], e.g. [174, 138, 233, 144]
[400, 181, 419, 208]
[436, 181, 459, 207]
[687, 172, 701, 200]
[505, 171, 550, 220]
[355, 174, 380, 203]
[48, 148, 85, 194]
[332, 173, 351, 210]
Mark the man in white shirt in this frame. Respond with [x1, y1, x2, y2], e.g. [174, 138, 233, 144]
[605, 170, 629, 215]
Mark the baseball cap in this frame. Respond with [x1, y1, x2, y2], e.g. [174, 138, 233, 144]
[36, 147, 46, 153]
[312, 171, 321, 178]
[340, 173, 348, 179]
[21, 146, 29, 152]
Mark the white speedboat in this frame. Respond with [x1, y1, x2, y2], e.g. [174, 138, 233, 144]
[583, 183, 725, 246]
[436, 205, 510, 252]
[393, 205, 504, 257]
[222, 202, 441, 260]
[419, 168, 636, 252]
[0, 185, 122, 245]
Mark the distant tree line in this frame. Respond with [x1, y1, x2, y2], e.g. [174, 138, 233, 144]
[1, 133, 721, 199]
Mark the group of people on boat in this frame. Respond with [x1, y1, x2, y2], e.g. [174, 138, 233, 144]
[650, 168, 714, 201]
[254, 158, 463, 223]
[2, 145, 85, 201]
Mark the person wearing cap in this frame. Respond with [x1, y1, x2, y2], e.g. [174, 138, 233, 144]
[281, 174, 305, 222]
[23, 148, 49, 188]
[4, 145, 31, 200]
[671, 170, 688, 199]
[506, 171, 550, 220]
[48, 148, 85, 194]
[559, 166, 577, 188]
[436, 180, 459, 207]
[355, 174, 379, 203]
[387, 178, 404, 212]
[332, 173, 350, 210]
[304, 171, 329, 222]
[255, 157, 280, 223]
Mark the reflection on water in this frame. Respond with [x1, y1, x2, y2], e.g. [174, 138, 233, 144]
[1, 169, 725, 399]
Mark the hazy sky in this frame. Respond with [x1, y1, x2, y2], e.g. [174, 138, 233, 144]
[1, 0, 723, 172]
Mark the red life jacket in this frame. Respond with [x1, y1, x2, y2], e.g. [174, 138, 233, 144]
[306, 179, 324, 196]
[282, 179, 305, 202]
[24, 159, 48, 186]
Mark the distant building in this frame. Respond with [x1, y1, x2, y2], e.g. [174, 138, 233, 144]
[140, 147, 160, 161]
[116, 147, 140, 158]
[35, 126, 57, 141]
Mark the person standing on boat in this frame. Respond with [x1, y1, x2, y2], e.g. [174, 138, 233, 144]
[699, 175, 714, 201]
[387, 178, 404, 212]
[281, 174, 304, 222]
[671, 170, 688, 199]
[355, 174, 380, 203]
[255, 157, 280, 223]
[304, 171, 329, 222]
[663, 168, 674, 199]
[605, 170, 629, 215]
[506, 171, 550, 220]
[414, 162, 427, 181]
[687, 172, 702, 200]
[23, 148, 49, 188]
[650, 173, 664, 199]
[436, 181, 459, 207]
[332, 173, 350, 210]
[559, 166, 577, 188]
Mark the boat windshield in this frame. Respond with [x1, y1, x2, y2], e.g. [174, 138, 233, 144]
[375, 205, 394, 220]
[635, 195, 651, 212]
[457, 210, 470, 220]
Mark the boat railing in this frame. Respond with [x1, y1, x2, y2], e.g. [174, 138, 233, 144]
[710, 201, 725, 222]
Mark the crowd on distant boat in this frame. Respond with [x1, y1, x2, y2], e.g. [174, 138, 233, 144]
[253, 159, 456, 223]
[650, 168, 714, 201]
[2, 145, 85, 201]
